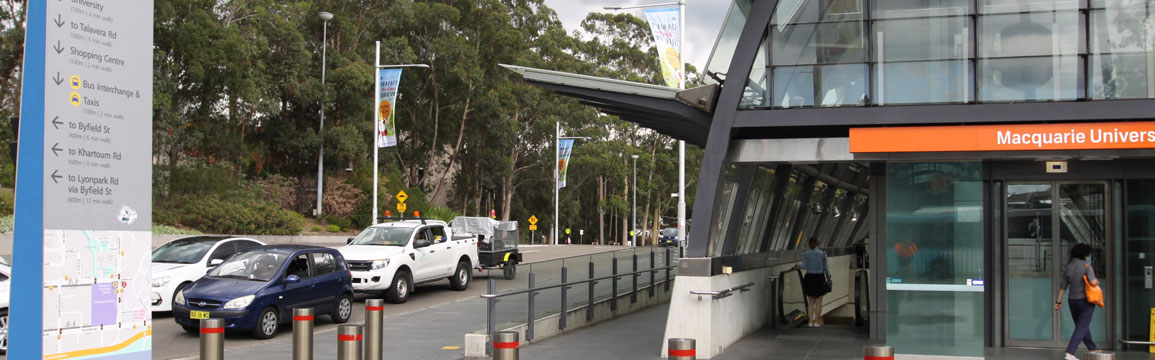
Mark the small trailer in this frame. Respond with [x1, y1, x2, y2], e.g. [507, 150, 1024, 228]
[450, 217, 522, 280]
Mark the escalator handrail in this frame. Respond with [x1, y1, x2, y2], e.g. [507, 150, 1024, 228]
[776, 268, 805, 324]
[853, 268, 869, 325]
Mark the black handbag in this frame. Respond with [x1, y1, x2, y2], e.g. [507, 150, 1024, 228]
[821, 251, 833, 294]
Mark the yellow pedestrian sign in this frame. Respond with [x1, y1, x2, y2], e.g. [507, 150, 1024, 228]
[529, 224, 537, 231]
[396, 190, 408, 203]
[397, 203, 407, 212]
[528, 215, 538, 225]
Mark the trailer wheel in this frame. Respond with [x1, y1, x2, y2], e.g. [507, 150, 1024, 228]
[502, 262, 517, 280]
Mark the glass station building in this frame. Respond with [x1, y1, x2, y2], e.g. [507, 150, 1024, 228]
[506, 0, 1155, 358]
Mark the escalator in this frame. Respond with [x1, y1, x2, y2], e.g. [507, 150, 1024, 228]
[772, 266, 870, 331]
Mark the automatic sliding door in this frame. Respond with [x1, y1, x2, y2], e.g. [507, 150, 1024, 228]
[1006, 184, 1055, 343]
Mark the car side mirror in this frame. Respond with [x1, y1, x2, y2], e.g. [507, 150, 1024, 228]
[347, 237, 355, 245]
[205, 268, 214, 275]
[285, 275, 300, 283]
[209, 258, 224, 267]
[414, 239, 431, 249]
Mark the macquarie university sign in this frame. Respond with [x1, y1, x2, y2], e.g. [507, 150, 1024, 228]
[11, 1, 153, 359]
[851, 122, 1155, 153]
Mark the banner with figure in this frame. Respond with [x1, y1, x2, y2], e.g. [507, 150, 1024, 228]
[376, 68, 404, 147]
[644, 7, 682, 88]
[558, 139, 574, 189]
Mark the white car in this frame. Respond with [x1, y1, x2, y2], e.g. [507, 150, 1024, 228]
[340, 219, 478, 303]
[150, 236, 264, 312]
[0, 262, 9, 354]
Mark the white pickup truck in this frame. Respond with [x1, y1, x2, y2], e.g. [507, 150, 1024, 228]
[339, 219, 478, 303]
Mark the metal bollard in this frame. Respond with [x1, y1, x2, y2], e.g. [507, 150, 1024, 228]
[337, 325, 364, 360]
[199, 318, 225, 360]
[668, 338, 696, 360]
[864, 345, 894, 360]
[365, 299, 385, 360]
[293, 308, 315, 360]
[1085, 351, 1116, 360]
[492, 331, 520, 360]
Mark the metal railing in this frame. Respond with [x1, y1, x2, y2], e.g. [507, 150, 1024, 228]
[689, 282, 755, 300]
[480, 246, 679, 353]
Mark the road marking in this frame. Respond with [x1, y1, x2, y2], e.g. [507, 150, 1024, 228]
[442, 346, 461, 350]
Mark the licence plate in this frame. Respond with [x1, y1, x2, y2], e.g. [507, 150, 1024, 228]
[190, 310, 210, 320]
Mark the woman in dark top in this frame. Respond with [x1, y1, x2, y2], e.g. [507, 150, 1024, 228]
[1054, 243, 1100, 360]
[796, 237, 830, 328]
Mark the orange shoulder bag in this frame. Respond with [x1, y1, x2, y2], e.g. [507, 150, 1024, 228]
[1084, 263, 1104, 308]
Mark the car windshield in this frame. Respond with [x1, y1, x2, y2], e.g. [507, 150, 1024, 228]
[151, 237, 221, 264]
[207, 251, 288, 282]
[350, 226, 414, 246]
[661, 228, 677, 237]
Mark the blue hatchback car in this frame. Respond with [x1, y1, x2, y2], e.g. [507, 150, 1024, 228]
[172, 245, 354, 339]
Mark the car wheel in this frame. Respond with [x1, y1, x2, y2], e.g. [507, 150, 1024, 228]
[331, 294, 353, 323]
[449, 261, 471, 291]
[252, 307, 279, 339]
[0, 308, 8, 354]
[385, 270, 411, 304]
[503, 262, 517, 280]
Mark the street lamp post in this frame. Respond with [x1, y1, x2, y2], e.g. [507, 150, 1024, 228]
[631, 154, 638, 246]
[316, 11, 333, 217]
[554, 122, 591, 245]
[370, 40, 430, 224]
[604, 1, 687, 251]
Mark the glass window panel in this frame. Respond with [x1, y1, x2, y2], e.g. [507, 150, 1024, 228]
[773, 171, 807, 250]
[980, 0, 1082, 14]
[774, 0, 864, 25]
[817, 190, 849, 246]
[872, 0, 972, 19]
[885, 162, 984, 357]
[1091, 0, 1155, 9]
[704, 0, 755, 86]
[708, 165, 741, 257]
[735, 167, 777, 255]
[795, 181, 830, 249]
[876, 60, 973, 104]
[772, 21, 867, 65]
[773, 64, 869, 108]
[1089, 9, 1155, 99]
[978, 56, 1084, 101]
[979, 11, 1083, 58]
[741, 42, 770, 108]
[1125, 179, 1155, 344]
[874, 17, 970, 62]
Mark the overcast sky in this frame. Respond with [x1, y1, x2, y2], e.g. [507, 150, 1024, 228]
[543, 0, 730, 72]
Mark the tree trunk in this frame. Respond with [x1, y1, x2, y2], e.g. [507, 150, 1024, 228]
[598, 176, 605, 245]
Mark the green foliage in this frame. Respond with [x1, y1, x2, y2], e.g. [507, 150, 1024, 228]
[326, 224, 341, 233]
[152, 225, 203, 235]
[0, 188, 11, 216]
[310, 224, 324, 232]
[157, 193, 304, 235]
[0, 215, 11, 234]
[421, 205, 460, 223]
[324, 216, 353, 231]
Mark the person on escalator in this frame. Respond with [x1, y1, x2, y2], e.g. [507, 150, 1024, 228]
[796, 237, 831, 328]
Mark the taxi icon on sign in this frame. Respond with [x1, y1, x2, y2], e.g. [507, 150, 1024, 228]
[69, 92, 81, 106]
[70, 75, 81, 89]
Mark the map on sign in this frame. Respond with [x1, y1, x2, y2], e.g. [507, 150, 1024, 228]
[396, 190, 408, 203]
[42, 230, 152, 358]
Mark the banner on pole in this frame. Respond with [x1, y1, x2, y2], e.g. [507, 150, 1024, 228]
[376, 68, 404, 148]
[558, 139, 574, 189]
[644, 7, 683, 89]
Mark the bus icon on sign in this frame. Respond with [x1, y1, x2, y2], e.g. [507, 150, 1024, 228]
[69, 92, 81, 106]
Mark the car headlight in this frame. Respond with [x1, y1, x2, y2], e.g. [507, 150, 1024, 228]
[152, 276, 171, 288]
[223, 295, 255, 310]
[371, 259, 390, 270]
[174, 290, 186, 305]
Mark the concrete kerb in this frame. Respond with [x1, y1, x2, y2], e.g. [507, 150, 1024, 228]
[464, 279, 676, 358]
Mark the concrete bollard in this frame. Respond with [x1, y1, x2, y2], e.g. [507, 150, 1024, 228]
[668, 338, 696, 360]
[338, 325, 364, 360]
[864, 345, 894, 360]
[293, 308, 314, 360]
[365, 299, 385, 360]
[492, 331, 520, 360]
[1086, 351, 1116, 360]
[199, 318, 225, 360]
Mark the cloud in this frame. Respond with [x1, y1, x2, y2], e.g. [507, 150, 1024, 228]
[544, 0, 730, 73]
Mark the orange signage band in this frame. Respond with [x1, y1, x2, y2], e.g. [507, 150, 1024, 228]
[850, 122, 1155, 153]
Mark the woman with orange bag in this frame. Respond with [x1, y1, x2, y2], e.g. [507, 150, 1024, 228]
[1054, 244, 1101, 360]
